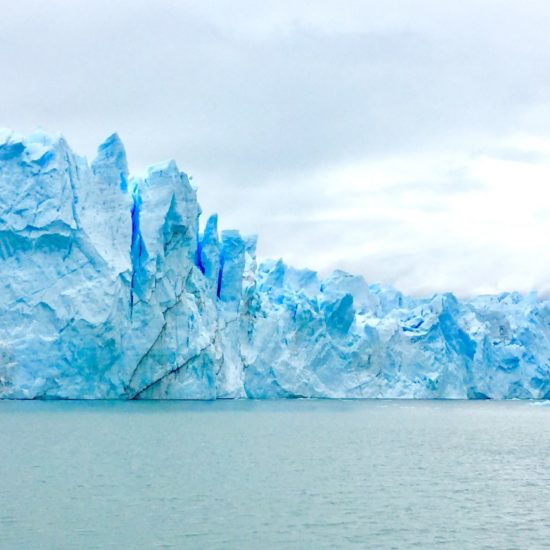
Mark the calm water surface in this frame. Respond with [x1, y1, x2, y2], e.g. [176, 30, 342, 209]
[1, 399, 549, 549]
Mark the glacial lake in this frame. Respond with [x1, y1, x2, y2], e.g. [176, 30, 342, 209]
[1, 400, 549, 549]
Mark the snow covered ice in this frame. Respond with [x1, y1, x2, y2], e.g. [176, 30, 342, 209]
[1, 129, 550, 399]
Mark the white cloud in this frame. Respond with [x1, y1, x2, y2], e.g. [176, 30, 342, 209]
[225, 136, 550, 296]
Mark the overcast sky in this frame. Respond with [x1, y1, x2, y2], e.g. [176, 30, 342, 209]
[3, 0, 550, 296]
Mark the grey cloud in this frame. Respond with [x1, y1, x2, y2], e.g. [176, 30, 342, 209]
[2, 0, 550, 294]
[3, 0, 550, 180]
[474, 148, 550, 164]
[373, 178, 486, 197]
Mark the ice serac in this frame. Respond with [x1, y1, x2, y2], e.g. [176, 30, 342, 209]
[0, 130, 133, 398]
[124, 160, 218, 400]
[215, 230, 256, 398]
[198, 213, 221, 298]
[1, 130, 550, 400]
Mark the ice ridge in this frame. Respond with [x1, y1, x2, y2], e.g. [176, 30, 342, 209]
[1, 130, 550, 400]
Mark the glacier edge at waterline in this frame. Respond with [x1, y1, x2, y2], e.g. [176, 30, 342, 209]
[1, 129, 550, 400]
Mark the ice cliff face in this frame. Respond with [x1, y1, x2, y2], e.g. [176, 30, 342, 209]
[1, 129, 550, 400]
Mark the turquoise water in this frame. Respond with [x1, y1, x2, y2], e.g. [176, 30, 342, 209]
[1, 400, 549, 549]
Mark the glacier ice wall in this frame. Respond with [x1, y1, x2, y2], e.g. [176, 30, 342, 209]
[1, 129, 550, 400]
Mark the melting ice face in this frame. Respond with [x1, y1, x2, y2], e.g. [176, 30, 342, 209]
[0, 130, 549, 400]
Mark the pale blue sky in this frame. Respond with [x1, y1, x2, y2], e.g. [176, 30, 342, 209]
[2, 0, 550, 295]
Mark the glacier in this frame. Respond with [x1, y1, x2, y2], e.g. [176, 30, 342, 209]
[1, 129, 550, 400]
